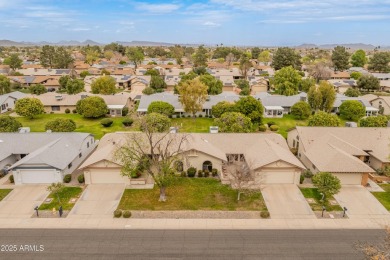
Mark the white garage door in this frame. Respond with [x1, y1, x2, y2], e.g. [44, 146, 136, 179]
[90, 169, 128, 184]
[19, 169, 59, 184]
[261, 171, 296, 184]
[333, 173, 362, 185]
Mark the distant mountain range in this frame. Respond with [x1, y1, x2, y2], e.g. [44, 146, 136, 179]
[0, 39, 388, 49]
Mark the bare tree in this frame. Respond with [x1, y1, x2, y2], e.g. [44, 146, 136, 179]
[115, 116, 189, 202]
[226, 53, 235, 67]
[309, 61, 332, 82]
[356, 227, 390, 259]
[224, 155, 263, 201]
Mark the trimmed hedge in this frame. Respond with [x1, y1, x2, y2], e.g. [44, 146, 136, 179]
[270, 125, 279, 131]
[114, 209, 122, 218]
[122, 118, 134, 127]
[101, 118, 113, 127]
[78, 174, 85, 184]
[63, 174, 72, 183]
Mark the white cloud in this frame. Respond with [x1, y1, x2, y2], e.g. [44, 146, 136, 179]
[203, 21, 221, 27]
[67, 28, 91, 31]
[136, 2, 180, 14]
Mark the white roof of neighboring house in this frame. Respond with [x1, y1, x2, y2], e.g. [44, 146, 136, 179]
[0, 91, 27, 105]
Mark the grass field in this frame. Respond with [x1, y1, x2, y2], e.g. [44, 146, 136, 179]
[300, 188, 343, 211]
[39, 187, 83, 211]
[372, 184, 390, 211]
[0, 189, 12, 201]
[118, 177, 267, 211]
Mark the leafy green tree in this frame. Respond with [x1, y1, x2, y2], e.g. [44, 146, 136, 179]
[235, 79, 250, 95]
[235, 96, 264, 124]
[4, 54, 23, 71]
[350, 71, 362, 80]
[149, 75, 167, 92]
[307, 85, 322, 111]
[0, 75, 11, 95]
[199, 74, 223, 95]
[79, 70, 91, 79]
[0, 116, 22, 132]
[144, 69, 160, 76]
[214, 112, 252, 133]
[307, 81, 336, 112]
[54, 47, 74, 69]
[251, 47, 261, 60]
[66, 79, 84, 94]
[299, 77, 316, 92]
[331, 46, 350, 71]
[312, 172, 341, 202]
[290, 101, 311, 120]
[40, 45, 56, 68]
[339, 100, 365, 121]
[350, 49, 367, 67]
[76, 96, 108, 118]
[91, 75, 116, 94]
[126, 47, 144, 69]
[15, 97, 45, 119]
[147, 101, 175, 117]
[271, 47, 302, 70]
[29, 84, 47, 95]
[100, 68, 110, 75]
[177, 77, 208, 118]
[59, 75, 71, 91]
[193, 45, 208, 67]
[142, 112, 171, 133]
[344, 88, 361, 97]
[357, 74, 380, 92]
[45, 118, 76, 132]
[359, 116, 388, 127]
[211, 101, 238, 118]
[308, 111, 340, 126]
[272, 66, 302, 96]
[368, 52, 390, 72]
[258, 50, 271, 64]
[142, 87, 155, 95]
[104, 50, 114, 60]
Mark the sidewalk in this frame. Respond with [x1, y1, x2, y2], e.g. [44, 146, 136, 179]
[0, 217, 389, 230]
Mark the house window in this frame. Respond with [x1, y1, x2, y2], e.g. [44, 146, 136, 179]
[68, 163, 72, 169]
[79, 153, 82, 158]
[51, 106, 60, 111]
[1, 104, 5, 110]
[202, 161, 213, 171]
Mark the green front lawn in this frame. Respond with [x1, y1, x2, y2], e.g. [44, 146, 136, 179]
[171, 117, 214, 133]
[372, 184, 390, 211]
[300, 188, 343, 211]
[39, 187, 83, 211]
[263, 115, 307, 138]
[16, 114, 135, 139]
[118, 178, 267, 211]
[0, 189, 12, 201]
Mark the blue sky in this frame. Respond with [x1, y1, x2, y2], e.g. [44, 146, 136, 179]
[1, 0, 390, 46]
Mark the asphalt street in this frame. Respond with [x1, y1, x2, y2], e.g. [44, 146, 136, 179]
[0, 229, 385, 259]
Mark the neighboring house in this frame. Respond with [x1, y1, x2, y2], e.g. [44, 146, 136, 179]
[79, 132, 305, 186]
[327, 79, 356, 94]
[330, 71, 350, 80]
[30, 92, 131, 116]
[0, 91, 27, 114]
[137, 92, 241, 117]
[84, 75, 150, 94]
[248, 76, 269, 94]
[0, 132, 97, 185]
[348, 67, 369, 74]
[256, 92, 307, 118]
[15, 68, 71, 76]
[287, 127, 390, 185]
[369, 96, 390, 115]
[332, 95, 379, 116]
[8, 75, 61, 90]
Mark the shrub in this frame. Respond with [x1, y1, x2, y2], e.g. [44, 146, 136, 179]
[267, 121, 276, 127]
[269, 125, 279, 131]
[303, 170, 313, 178]
[122, 118, 134, 127]
[45, 118, 76, 132]
[212, 168, 218, 177]
[300, 174, 305, 184]
[122, 107, 129, 116]
[187, 167, 196, 177]
[9, 175, 14, 183]
[260, 211, 270, 218]
[180, 171, 187, 177]
[78, 174, 85, 184]
[101, 118, 113, 127]
[114, 209, 122, 218]
[199, 114, 203, 118]
[204, 169, 210, 177]
[76, 96, 108, 118]
[0, 116, 22, 132]
[339, 100, 365, 121]
[63, 174, 72, 183]
[72, 109, 77, 114]
[65, 108, 70, 114]
[147, 101, 175, 117]
[291, 101, 311, 120]
[258, 125, 267, 132]
[197, 170, 204, 178]
[122, 210, 131, 218]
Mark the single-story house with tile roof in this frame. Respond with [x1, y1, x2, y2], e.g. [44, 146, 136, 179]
[79, 132, 305, 186]
[0, 91, 26, 114]
[330, 71, 350, 80]
[14, 68, 71, 76]
[0, 132, 97, 185]
[332, 95, 379, 116]
[255, 92, 307, 118]
[369, 96, 390, 115]
[84, 75, 150, 93]
[137, 92, 241, 117]
[29, 92, 131, 116]
[8, 75, 61, 90]
[248, 76, 269, 94]
[287, 127, 390, 185]
[327, 79, 357, 94]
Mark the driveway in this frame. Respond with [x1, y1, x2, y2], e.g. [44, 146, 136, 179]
[68, 184, 125, 219]
[0, 185, 49, 218]
[262, 184, 316, 219]
[334, 186, 390, 219]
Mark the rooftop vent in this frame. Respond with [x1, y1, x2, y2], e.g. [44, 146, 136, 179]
[55, 95, 63, 101]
